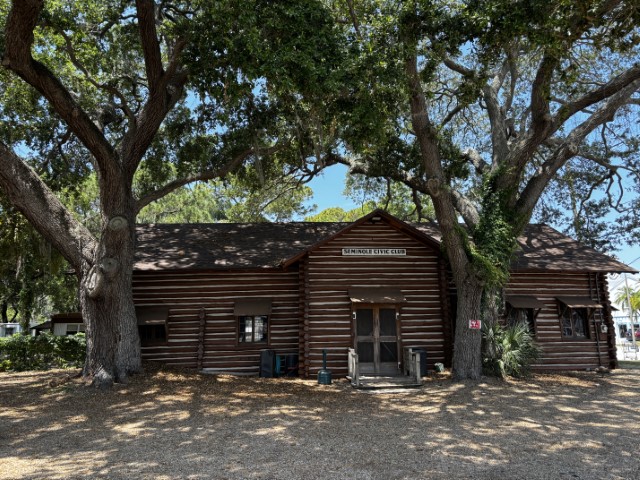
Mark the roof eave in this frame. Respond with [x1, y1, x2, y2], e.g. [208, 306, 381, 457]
[510, 267, 639, 274]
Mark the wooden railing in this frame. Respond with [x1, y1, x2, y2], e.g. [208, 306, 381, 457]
[347, 348, 360, 387]
[348, 347, 423, 387]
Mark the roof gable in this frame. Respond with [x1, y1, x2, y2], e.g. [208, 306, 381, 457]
[281, 209, 442, 268]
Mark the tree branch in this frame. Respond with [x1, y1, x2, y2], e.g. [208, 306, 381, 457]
[552, 63, 640, 128]
[121, 19, 188, 176]
[490, 54, 511, 93]
[461, 148, 488, 175]
[482, 82, 509, 166]
[441, 103, 465, 126]
[503, 62, 640, 196]
[135, 152, 250, 213]
[0, 142, 97, 271]
[504, 47, 518, 114]
[54, 27, 136, 123]
[135, 146, 278, 213]
[334, 154, 428, 194]
[577, 150, 640, 179]
[443, 57, 475, 77]
[451, 189, 480, 227]
[529, 55, 556, 136]
[517, 77, 640, 216]
[136, 0, 164, 95]
[345, 0, 361, 38]
[2, 0, 118, 170]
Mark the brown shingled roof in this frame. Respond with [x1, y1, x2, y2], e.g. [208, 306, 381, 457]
[411, 222, 635, 273]
[135, 222, 348, 271]
[511, 224, 634, 272]
[134, 220, 635, 273]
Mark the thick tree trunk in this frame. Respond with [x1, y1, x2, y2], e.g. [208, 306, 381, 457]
[452, 279, 484, 380]
[79, 277, 140, 388]
[79, 196, 141, 388]
[404, 51, 486, 380]
[482, 287, 502, 328]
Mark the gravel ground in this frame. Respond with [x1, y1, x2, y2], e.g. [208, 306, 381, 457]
[1, 365, 639, 480]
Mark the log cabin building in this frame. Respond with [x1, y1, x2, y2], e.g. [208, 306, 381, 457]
[53, 210, 635, 378]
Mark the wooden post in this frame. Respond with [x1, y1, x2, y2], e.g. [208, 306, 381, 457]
[197, 307, 206, 370]
[438, 258, 454, 367]
[348, 348, 360, 387]
[413, 351, 422, 385]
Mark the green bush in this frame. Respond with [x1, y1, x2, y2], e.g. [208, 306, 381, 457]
[482, 321, 541, 378]
[0, 333, 86, 371]
[54, 333, 86, 366]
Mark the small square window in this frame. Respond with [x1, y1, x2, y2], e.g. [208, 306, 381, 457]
[560, 307, 590, 339]
[238, 315, 268, 344]
[138, 324, 167, 346]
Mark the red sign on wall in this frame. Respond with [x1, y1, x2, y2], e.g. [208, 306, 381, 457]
[469, 319, 481, 330]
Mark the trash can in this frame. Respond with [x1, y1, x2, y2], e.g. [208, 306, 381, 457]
[317, 349, 332, 385]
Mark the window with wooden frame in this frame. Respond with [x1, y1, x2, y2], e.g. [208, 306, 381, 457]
[505, 296, 545, 335]
[136, 307, 169, 346]
[505, 295, 544, 335]
[238, 315, 268, 343]
[235, 298, 272, 346]
[560, 307, 589, 339]
[556, 297, 602, 340]
[139, 324, 167, 344]
[506, 307, 536, 332]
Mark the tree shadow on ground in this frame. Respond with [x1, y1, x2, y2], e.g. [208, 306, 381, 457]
[1, 365, 639, 480]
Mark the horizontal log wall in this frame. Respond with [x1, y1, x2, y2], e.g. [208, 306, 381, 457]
[506, 272, 614, 370]
[133, 271, 300, 374]
[304, 221, 444, 377]
[597, 273, 617, 368]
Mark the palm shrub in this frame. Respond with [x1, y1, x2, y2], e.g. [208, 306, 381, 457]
[482, 321, 541, 378]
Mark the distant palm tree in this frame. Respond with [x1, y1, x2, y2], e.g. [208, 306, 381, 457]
[614, 286, 640, 317]
[615, 286, 640, 341]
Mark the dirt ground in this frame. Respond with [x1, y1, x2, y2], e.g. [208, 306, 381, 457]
[1, 365, 639, 480]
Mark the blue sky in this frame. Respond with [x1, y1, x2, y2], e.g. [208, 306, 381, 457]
[304, 164, 640, 268]
[305, 164, 356, 212]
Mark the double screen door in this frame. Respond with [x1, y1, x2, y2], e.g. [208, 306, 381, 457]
[354, 306, 400, 375]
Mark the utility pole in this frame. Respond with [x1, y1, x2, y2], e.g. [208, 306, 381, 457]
[623, 273, 637, 354]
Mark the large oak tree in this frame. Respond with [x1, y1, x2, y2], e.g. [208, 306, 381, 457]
[327, 0, 640, 378]
[0, 0, 345, 387]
